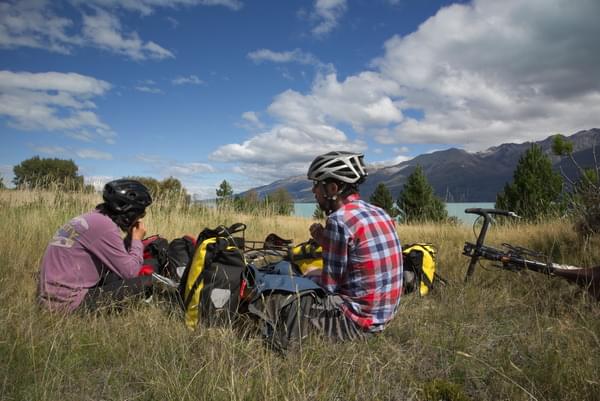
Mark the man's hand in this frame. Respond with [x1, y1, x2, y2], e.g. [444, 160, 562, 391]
[309, 223, 325, 244]
[131, 220, 147, 241]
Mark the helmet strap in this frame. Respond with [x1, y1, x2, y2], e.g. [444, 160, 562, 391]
[321, 181, 344, 215]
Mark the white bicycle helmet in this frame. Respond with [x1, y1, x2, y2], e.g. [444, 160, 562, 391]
[307, 151, 367, 184]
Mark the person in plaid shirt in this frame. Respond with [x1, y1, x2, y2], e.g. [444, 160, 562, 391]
[261, 151, 403, 348]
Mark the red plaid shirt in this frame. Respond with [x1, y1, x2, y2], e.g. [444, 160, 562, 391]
[319, 194, 403, 332]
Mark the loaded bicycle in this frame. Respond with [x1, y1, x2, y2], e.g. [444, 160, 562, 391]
[462, 208, 600, 299]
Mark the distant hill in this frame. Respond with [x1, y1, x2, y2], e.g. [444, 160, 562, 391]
[242, 129, 600, 202]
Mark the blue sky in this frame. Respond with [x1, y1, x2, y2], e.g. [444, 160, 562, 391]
[1, 0, 599, 199]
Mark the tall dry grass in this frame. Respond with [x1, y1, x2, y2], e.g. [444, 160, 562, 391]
[1, 188, 599, 401]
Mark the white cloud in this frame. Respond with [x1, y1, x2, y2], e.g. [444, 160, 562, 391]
[29, 144, 113, 160]
[369, 155, 412, 168]
[0, 0, 240, 59]
[213, 0, 600, 185]
[247, 48, 334, 80]
[166, 16, 179, 28]
[0, 70, 109, 94]
[75, 149, 113, 160]
[368, 146, 412, 167]
[172, 75, 204, 85]
[210, 124, 365, 182]
[135, 85, 163, 94]
[248, 48, 320, 66]
[166, 162, 216, 176]
[268, 72, 403, 132]
[77, 0, 243, 15]
[0, 0, 81, 53]
[310, 0, 347, 36]
[84, 175, 113, 191]
[369, 0, 600, 149]
[239, 111, 265, 130]
[0, 70, 116, 142]
[81, 7, 174, 60]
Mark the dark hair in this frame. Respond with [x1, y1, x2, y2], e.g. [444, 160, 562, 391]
[96, 203, 145, 231]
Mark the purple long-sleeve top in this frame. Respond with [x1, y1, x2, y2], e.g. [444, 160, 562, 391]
[38, 210, 143, 312]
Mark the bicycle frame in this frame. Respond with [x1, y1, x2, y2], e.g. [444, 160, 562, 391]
[462, 208, 600, 299]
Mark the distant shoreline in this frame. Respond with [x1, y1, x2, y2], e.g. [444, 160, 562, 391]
[294, 202, 495, 225]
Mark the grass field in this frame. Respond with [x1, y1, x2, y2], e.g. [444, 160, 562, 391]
[1, 189, 599, 401]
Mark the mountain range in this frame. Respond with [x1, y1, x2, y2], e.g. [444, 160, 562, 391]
[244, 128, 600, 202]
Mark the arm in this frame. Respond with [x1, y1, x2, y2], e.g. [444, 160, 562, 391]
[319, 218, 349, 293]
[89, 220, 147, 279]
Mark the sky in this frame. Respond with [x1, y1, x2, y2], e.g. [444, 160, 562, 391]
[1, 0, 599, 199]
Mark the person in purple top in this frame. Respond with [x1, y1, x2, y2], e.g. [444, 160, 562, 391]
[38, 179, 153, 313]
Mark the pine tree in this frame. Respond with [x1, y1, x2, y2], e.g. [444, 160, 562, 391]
[369, 182, 397, 217]
[496, 144, 564, 221]
[396, 165, 448, 223]
[552, 134, 600, 235]
[216, 180, 234, 206]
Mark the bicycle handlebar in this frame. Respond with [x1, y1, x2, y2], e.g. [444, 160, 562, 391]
[463, 208, 519, 281]
[464, 208, 519, 219]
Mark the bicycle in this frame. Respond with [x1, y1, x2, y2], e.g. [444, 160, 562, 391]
[462, 208, 600, 299]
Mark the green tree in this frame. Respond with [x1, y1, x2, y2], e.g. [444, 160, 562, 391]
[396, 165, 448, 223]
[234, 190, 260, 213]
[552, 134, 600, 236]
[127, 176, 190, 205]
[216, 179, 234, 206]
[496, 144, 564, 221]
[265, 188, 294, 215]
[13, 156, 83, 190]
[160, 176, 183, 193]
[159, 176, 190, 205]
[130, 176, 161, 198]
[369, 182, 398, 217]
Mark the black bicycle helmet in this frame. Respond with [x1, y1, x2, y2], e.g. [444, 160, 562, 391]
[103, 179, 152, 214]
[307, 151, 367, 184]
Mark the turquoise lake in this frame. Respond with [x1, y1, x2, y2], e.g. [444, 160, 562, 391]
[294, 202, 495, 226]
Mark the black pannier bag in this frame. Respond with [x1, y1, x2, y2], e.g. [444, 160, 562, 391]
[179, 224, 246, 329]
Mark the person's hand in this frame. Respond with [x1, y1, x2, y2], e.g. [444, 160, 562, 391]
[131, 220, 147, 241]
[309, 223, 324, 244]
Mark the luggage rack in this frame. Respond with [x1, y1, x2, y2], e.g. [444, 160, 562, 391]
[243, 238, 293, 270]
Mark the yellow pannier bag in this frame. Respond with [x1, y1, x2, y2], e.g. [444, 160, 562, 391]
[291, 240, 323, 275]
[402, 243, 439, 296]
[288, 240, 442, 296]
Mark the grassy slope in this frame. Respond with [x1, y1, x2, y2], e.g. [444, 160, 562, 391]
[1, 190, 599, 401]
